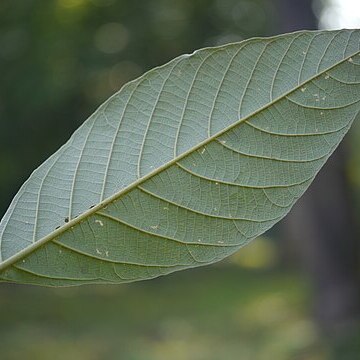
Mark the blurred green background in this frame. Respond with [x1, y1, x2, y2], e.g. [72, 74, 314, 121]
[0, 0, 359, 359]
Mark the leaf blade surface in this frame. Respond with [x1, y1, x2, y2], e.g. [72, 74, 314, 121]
[0, 29, 359, 286]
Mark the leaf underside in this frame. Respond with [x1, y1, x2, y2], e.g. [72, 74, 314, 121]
[0, 29, 359, 286]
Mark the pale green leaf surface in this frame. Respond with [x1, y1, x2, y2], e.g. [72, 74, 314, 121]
[0, 29, 359, 286]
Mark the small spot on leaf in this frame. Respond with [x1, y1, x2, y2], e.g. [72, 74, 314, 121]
[95, 219, 104, 226]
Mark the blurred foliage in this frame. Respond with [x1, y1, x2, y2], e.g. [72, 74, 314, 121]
[0, 0, 359, 359]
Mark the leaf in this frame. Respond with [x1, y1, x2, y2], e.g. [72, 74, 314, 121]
[0, 29, 359, 287]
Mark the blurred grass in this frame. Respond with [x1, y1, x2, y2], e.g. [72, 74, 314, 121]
[0, 262, 331, 360]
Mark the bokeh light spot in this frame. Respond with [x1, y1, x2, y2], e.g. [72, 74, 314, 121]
[318, 0, 360, 29]
[94, 23, 129, 54]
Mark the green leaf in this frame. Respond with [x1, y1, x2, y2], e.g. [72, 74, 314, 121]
[0, 29, 359, 286]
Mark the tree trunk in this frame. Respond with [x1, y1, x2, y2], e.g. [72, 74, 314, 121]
[275, 0, 360, 340]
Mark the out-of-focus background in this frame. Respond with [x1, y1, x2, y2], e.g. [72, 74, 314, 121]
[0, 0, 359, 359]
